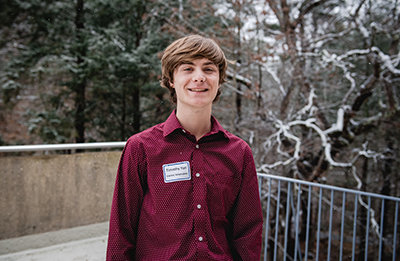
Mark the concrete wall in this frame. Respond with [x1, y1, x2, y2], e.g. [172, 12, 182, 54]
[0, 151, 121, 240]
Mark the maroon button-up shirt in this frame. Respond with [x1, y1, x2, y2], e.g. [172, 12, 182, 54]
[106, 111, 263, 260]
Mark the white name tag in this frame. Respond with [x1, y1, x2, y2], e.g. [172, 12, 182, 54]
[162, 161, 191, 183]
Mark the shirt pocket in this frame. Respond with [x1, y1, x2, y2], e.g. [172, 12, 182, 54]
[213, 171, 235, 186]
[207, 171, 239, 217]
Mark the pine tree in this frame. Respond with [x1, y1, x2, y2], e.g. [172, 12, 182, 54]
[1, 0, 173, 144]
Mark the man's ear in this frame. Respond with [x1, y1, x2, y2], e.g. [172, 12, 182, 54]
[169, 81, 174, 88]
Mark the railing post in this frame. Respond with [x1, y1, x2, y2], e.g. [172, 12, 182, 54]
[339, 191, 346, 261]
[393, 202, 398, 261]
[304, 185, 312, 261]
[379, 199, 385, 260]
[283, 182, 291, 261]
[264, 177, 271, 261]
[352, 194, 358, 261]
[274, 180, 281, 261]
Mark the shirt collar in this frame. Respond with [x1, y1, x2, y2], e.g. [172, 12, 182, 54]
[163, 109, 230, 139]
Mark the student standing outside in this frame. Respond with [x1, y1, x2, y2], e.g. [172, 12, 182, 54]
[106, 35, 263, 260]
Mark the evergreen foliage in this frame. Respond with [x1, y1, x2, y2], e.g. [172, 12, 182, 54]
[1, 0, 173, 143]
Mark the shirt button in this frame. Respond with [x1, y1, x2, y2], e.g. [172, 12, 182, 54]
[197, 204, 201, 209]
[196, 173, 200, 177]
[198, 236, 203, 242]
[182, 129, 186, 133]
[195, 144, 199, 149]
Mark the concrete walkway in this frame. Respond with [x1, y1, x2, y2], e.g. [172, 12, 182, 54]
[0, 222, 108, 261]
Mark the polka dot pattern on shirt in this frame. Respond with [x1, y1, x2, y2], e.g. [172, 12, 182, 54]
[106, 111, 263, 260]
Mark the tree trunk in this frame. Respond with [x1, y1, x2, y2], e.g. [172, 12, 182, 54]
[236, 85, 242, 123]
[74, 0, 86, 145]
[132, 85, 141, 134]
[121, 85, 126, 140]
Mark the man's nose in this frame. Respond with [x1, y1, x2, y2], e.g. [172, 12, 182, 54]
[192, 70, 205, 82]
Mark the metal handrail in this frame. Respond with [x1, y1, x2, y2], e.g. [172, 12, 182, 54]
[258, 173, 400, 261]
[258, 173, 400, 202]
[0, 142, 126, 152]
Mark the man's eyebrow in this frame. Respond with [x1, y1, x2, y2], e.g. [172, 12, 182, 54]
[180, 61, 217, 66]
[181, 62, 195, 65]
[203, 61, 217, 66]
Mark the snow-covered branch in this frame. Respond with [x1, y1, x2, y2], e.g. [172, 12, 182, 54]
[323, 107, 345, 135]
[259, 86, 389, 171]
[341, 72, 356, 105]
[312, 27, 352, 49]
[223, 83, 245, 95]
[295, 86, 316, 118]
[226, 69, 252, 88]
[371, 46, 400, 75]
[264, 66, 286, 96]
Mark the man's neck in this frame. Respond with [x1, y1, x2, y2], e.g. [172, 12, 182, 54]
[175, 105, 212, 141]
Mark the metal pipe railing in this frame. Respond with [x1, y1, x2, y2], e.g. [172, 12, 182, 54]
[258, 173, 400, 202]
[0, 142, 126, 152]
[259, 173, 400, 261]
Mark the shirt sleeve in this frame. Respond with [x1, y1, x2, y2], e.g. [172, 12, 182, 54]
[106, 137, 147, 260]
[230, 144, 264, 260]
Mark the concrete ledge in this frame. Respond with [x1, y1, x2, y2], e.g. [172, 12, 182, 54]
[0, 222, 109, 256]
[0, 151, 120, 239]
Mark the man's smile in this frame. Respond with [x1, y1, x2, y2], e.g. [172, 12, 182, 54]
[189, 88, 208, 92]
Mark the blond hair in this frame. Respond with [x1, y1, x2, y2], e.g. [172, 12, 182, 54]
[161, 35, 228, 103]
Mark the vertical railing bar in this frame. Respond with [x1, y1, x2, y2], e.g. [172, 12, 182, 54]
[339, 191, 346, 261]
[393, 201, 398, 261]
[352, 194, 359, 261]
[274, 180, 281, 261]
[264, 177, 271, 261]
[258, 176, 265, 261]
[316, 187, 322, 261]
[284, 182, 292, 261]
[294, 183, 301, 261]
[327, 190, 334, 260]
[304, 185, 311, 261]
[364, 196, 371, 261]
[378, 199, 385, 261]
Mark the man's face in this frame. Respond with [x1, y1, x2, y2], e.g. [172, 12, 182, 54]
[170, 58, 220, 110]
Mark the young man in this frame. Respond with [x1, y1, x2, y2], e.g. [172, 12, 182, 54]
[106, 35, 263, 260]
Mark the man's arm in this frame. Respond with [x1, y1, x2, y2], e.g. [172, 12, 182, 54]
[106, 138, 146, 260]
[231, 145, 264, 260]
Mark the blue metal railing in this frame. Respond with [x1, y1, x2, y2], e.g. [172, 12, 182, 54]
[258, 173, 400, 261]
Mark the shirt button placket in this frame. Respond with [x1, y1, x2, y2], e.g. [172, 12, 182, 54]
[192, 143, 208, 258]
